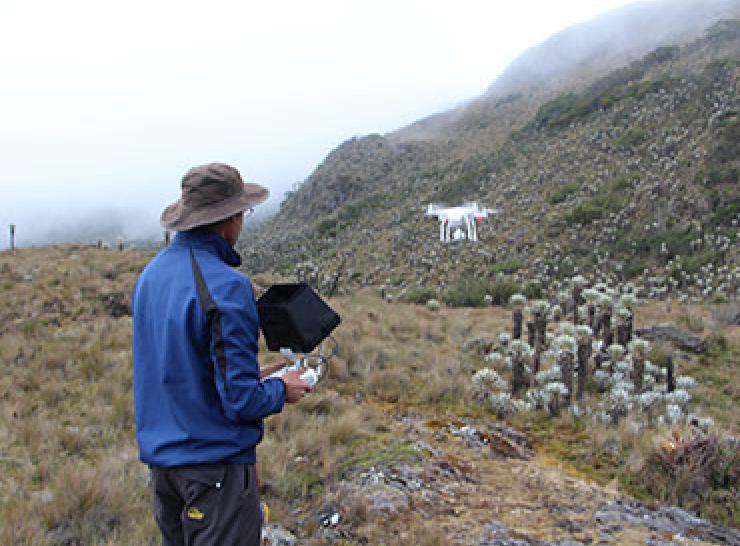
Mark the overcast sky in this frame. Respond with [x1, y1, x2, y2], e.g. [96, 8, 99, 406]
[0, 0, 641, 248]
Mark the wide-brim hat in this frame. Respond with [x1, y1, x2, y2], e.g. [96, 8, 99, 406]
[161, 163, 269, 231]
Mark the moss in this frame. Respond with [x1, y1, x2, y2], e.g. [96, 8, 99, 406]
[341, 434, 422, 472]
[524, 416, 626, 485]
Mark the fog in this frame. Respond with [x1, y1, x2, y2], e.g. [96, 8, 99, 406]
[1, 0, 645, 249]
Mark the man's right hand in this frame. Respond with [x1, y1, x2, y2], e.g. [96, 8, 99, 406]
[280, 369, 312, 403]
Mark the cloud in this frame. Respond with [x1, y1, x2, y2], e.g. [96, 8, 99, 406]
[0, 0, 640, 248]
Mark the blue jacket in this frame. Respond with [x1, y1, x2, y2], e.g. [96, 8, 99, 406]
[132, 229, 285, 467]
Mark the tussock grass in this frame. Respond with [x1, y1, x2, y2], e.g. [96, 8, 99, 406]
[0, 247, 737, 542]
[0, 246, 153, 546]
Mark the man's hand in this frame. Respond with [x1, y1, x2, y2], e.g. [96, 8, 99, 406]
[259, 361, 289, 379]
[281, 369, 312, 403]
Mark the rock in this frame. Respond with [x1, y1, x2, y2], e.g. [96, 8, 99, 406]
[450, 424, 490, 448]
[635, 325, 708, 353]
[365, 483, 411, 515]
[594, 500, 740, 545]
[261, 523, 297, 546]
[478, 519, 581, 546]
[645, 540, 682, 546]
[478, 520, 536, 546]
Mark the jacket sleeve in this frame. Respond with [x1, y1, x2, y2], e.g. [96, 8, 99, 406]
[209, 276, 286, 423]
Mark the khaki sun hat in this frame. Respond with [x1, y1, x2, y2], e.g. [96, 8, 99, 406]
[160, 163, 269, 231]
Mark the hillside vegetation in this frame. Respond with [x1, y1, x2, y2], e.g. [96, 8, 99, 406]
[0, 246, 737, 545]
[239, 15, 739, 304]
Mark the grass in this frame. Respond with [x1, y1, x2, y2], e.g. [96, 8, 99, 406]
[1, 248, 738, 543]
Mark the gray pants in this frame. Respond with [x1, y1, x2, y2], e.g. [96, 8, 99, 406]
[150, 463, 261, 546]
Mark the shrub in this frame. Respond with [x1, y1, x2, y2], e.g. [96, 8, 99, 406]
[401, 287, 438, 305]
[518, 282, 542, 300]
[316, 216, 338, 237]
[632, 431, 738, 526]
[432, 167, 487, 203]
[642, 45, 679, 66]
[676, 250, 722, 277]
[564, 202, 608, 225]
[623, 258, 648, 280]
[549, 182, 580, 204]
[615, 126, 648, 149]
[336, 194, 386, 224]
[634, 228, 694, 260]
[490, 258, 523, 274]
[613, 173, 641, 192]
[442, 275, 522, 307]
[705, 166, 739, 187]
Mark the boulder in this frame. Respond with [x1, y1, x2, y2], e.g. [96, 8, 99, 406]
[594, 500, 740, 545]
[365, 483, 411, 515]
[635, 325, 708, 353]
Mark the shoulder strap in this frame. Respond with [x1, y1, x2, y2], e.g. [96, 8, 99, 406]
[189, 248, 230, 396]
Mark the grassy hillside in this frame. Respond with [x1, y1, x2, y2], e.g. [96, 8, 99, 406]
[239, 18, 739, 304]
[0, 246, 737, 544]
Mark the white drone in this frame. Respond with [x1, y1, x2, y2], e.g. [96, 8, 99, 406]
[426, 202, 497, 242]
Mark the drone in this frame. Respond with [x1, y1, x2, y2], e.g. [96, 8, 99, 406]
[426, 202, 497, 242]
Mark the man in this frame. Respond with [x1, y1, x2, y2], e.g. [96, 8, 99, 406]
[132, 163, 312, 546]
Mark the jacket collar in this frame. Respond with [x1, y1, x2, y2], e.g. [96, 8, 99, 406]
[173, 229, 242, 267]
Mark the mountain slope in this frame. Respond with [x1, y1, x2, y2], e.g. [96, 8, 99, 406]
[239, 6, 739, 301]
